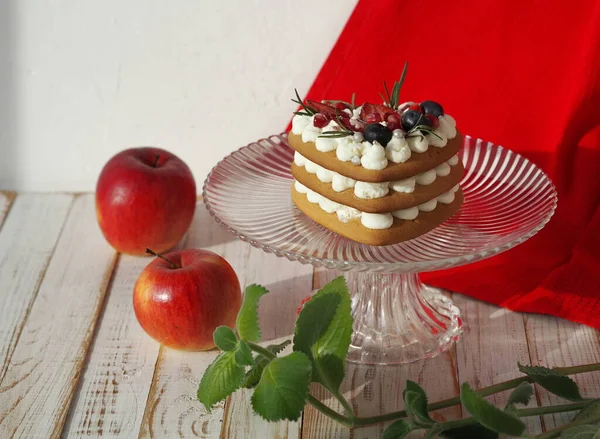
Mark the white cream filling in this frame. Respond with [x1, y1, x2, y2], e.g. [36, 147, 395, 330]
[291, 105, 457, 168]
[294, 180, 460, 230]
[294, 152, 459, 199]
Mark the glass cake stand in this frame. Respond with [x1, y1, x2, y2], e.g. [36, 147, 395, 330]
[202, 133, 557, 365]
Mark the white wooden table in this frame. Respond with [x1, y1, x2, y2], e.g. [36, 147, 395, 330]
[0, 192, 598, 438]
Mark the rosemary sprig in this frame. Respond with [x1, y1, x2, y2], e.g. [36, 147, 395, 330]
[351, 93, 356, 110]
[406, 124, 443, 141]
[381, 61, 409, 110]
[318, 114, 354, 139]
[319, 131, 354, 139]
[292, 89, 317, 116]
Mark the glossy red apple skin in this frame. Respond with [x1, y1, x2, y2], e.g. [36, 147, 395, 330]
[133, 249, 242, 351]
[96, 147, 196, 255]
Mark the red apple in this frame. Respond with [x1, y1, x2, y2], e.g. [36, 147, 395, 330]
[96, 147, 196, 255]
[134, 248, 242, 351]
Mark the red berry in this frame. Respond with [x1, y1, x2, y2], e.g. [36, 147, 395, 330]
[306, 100, 338, 119]
[385, 113, 401, 131]
[425, 114, 439, 128]
[337, 115, 354, 131]
[313, 114, 329, 128]
[409, 103, 421, 112]
[334, 102, 347, 111]
[385, 113, 400, 124]
[387, 121, 401, 131]
[365, 113, 382, 124]
[360, 102, 395, 120]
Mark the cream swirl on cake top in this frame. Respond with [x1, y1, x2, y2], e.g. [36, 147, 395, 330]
[291, 103, 457, 171]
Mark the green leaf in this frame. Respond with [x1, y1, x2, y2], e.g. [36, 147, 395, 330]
[560, 424, 600, 439]
[198, 350, 244, 411]
[293, 276, 353, 392]
[382, 419, 413, 439]
[574, 400, 600, 423]
[403, 380, 434, 427]
[236, 284, 269, 342]
[235, 340, 254, 366]
[518, 363, 583, 401]
[213, 326, 238, 351]
[241, 340, 292, 389]
[243, 355, 270, 389]
[460, 382, 525, 436]
[440, 424, 499, 439]
[316, 353, 345, 391]
[251, 352, 312, 421]
[506, 381, 534, 407]
[293, 293, 340, 356]
[266, 339, 292, 355]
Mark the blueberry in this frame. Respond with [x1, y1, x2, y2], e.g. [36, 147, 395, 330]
[363, 123, 393, 146]
[401, 110, 426, 131]
[420, 100, 444, 117]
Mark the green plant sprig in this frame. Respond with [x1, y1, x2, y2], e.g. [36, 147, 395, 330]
[406, 123, 444, 142]
[381, 61, 409, 110]
[198, 278, 600, 438]
[292, 89, 317, 116]
[318, 114, 355, 139]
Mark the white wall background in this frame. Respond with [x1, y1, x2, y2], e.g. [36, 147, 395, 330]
[0, 0, 357, 191]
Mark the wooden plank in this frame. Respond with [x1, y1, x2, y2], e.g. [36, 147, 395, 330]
[0, 194, 74, 382]
[0, 191, 16, 228]
[525, 314, 600, 431]
[453, 295, 542, 435]
[138, 205, 313, 438]
[0, 194, 118, 438]
[302, 269, 461, 439]
[219, 337, 294, 439]
[62, 254, 162, 438]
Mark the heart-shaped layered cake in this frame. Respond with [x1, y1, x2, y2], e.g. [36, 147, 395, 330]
[289, 64, 464, 246]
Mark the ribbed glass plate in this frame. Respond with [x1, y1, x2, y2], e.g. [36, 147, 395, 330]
[203, 133, 557, 274]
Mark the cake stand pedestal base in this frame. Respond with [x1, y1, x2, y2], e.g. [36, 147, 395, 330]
[345, 272, 462, 365]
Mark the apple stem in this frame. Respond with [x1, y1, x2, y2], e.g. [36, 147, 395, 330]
[152, 154, 160, 167]
[145, 248, 178, 269]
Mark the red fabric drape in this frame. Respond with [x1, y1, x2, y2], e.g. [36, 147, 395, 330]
[301, 0, 600, 328]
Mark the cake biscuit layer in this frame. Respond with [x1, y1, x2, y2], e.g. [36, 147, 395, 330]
[291, 185, 464, 246]
[288, 131, 463, 183]
[291, 161, 464, 213]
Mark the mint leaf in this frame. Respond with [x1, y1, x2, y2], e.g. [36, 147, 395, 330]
[440, 424, 499, 439]
[251, 352, 312, 421]
[560, 425, 600, 439]
[214, 326, 238, 351]
[574, 400, 600, 423]
[243, 355, 270, 389]
[242, 340, 292, 389]
[236, 284, 269, 342]
[198, 350, 244, 411]
[506, 381, 534, 407]
[403, 380, 434, 427]
[382, 419, 413, 439]
[235, 340, 254, 366]
[518, 363, 583, 401]
[460, 382, 525, 436]
[310, 276, 353, 362]
[293, 276, 352, 392]
[266, 339, 292, 355]
[293, 293, 340, 356]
